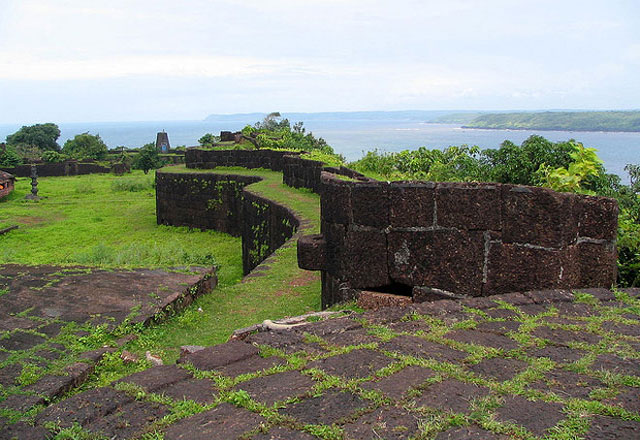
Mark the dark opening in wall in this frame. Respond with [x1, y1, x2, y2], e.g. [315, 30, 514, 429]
[366, 282, 413, 297]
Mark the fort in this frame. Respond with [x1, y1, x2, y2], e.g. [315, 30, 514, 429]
[158, 148, 618, 309]
[1, 148, 638, 440]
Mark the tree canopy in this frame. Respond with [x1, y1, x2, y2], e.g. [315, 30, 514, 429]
[62, 133, 108, 160]
[6, 123, 61, 152]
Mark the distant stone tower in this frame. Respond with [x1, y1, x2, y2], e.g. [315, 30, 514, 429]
[156, 131, 170, 153]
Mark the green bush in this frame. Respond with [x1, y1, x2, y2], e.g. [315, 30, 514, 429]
[42, 150, 67, 163]
[63, 132, 108, 160]
[111, 176, 154, 192]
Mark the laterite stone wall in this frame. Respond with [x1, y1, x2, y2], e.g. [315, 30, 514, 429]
[298, 172, 619, 308]
[156, 171, 298, 275]
[1, 162, 110, 177]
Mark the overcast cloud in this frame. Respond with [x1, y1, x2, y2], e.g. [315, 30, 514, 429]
[0, 0, 638, 122]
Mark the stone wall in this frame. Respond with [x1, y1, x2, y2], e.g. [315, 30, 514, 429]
[156, 171, 299, 275]
[1, 162, 110, 177]
[298, 172, 619, 308]
[185, 148, 372, 193]
[185, 149, 300, 172]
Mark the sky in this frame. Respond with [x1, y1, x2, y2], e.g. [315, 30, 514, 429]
[0, 0, 639, 123]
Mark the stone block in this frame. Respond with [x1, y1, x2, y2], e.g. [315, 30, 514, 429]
[502, 185, 577, 247]
[320, 176, 352, 224]
[356, 291, 412, 310]
[389, 182, 435, 227]
[576, 195, 618, 240]
[388, 230, 484, 296]
[436, 182, 501, 230]
[342, 228, 389, 288]
[576, 242, 617, 288]
[484, 242, 575, 295]
[351, 182, 389, 227]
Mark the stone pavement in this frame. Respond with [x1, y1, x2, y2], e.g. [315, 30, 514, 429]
[0, 264, 214, 433]
[4, 287, 639, 439]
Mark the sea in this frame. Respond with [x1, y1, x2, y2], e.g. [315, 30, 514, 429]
[1, 118, 638, 182]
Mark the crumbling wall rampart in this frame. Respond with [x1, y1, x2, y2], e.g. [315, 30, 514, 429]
[185, 149, 372, 192]
[1, 162, 110, 177]
[298, 172, 619, 308]
[156, 171, 299, 274]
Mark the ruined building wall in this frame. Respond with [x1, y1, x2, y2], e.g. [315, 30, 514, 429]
[1, 162, 110, 177]
[298, 172, 619, 308]
[185, 148, 372, 193]
[156, 171, 299, 275]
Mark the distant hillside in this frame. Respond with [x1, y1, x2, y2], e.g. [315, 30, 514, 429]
[463, 111, 640, 132]
[204, 110, 480, 124]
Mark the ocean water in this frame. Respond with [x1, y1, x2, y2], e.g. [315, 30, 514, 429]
[1, 119, 638, 181]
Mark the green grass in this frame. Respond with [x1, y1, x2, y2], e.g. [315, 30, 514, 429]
[0, 171, 242, 280]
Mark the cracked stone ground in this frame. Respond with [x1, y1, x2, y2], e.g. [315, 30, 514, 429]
[0, 263, 213, 438]
[2, 286, 638, 439]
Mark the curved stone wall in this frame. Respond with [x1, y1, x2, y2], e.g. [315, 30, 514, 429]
[156, 171, 299, 275]
[298, 172, 619, 308]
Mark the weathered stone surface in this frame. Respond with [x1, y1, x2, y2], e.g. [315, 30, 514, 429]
[87, 399, 169, 439]
[435, 426, 509, 439]
[351, 183, 389, 228]
[530, 370, 604, 399]
[36, 388, 133, 427]
[320, 176, 351, 225]
[484, 243, 572, 295]
[0, 331, 46, 351]
[494, 396, 565, 436]
[117, 365, 192, 392]
[356, 291, 411, 311]
[379, 335, 468, 362]
[585, 415, 640, 440]
[468, 357, 528, 381]
[249, 427, 316, 439]
[307, 349, 393, 379]
[591, 354, 640, 376]
[445, 329, 518, 351]
[502, 185, 577, 247]
[474, 320, 521, 334]
[527, 345, 586, 364]
[342, 229, 389, 288]
[178, 340, 258, 371]
[0, 422, 52, 440]
[343, 406, 421, 439]
[280, 390, 369, 425]
[532, 326, 603, 346]
[389, 182, 434, 227]
[244, 330, 326, 355]
[218, 355, 285, 377]
[361, 365, 434, 399]
[237, 370, 314, 405]
[436, 182, 501, 230]
[576, 242, 617, 288]
[604, 388, 640, 414]
[414, 380, 490, 413]
[576, 195, 618, 240]
[388, 229, 484, 296]
[297, 234, 326, 271]
[161, 378, 217, 404]
[164, 403, 264, 440]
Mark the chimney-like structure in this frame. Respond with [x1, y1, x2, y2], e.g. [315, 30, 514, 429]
[156, 131, 170, 153]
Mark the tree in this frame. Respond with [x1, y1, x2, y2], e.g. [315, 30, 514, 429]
[6, 123, 61, 152]
[0, 143, 22, 167]
[62, 133, 108, 160]
[198, 133, 220, 147]
[133, 143, 164, 174]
